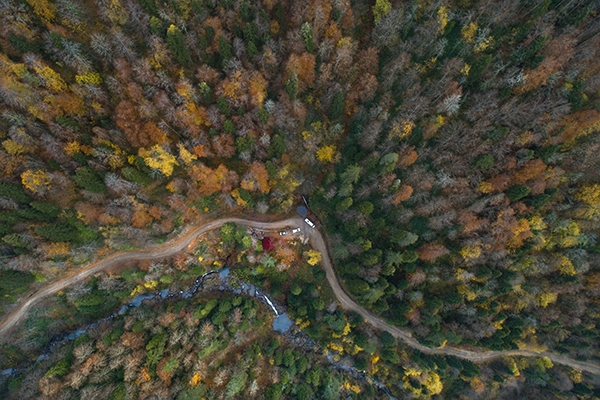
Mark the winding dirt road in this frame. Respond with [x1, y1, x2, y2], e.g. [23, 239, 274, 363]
[1, 216, 599, 375]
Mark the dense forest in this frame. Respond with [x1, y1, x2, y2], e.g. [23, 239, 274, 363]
[0, 0, 599, 397]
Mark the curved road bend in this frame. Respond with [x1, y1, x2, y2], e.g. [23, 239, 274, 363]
[0, 216, 599, 375]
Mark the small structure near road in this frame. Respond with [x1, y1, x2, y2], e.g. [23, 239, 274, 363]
[262, 236, 276, 250]
[297, 205, 308, 217]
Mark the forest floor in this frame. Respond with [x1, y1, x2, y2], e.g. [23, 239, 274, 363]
[1, 216, 599, 375]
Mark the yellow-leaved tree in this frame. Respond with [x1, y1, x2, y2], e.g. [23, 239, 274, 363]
[575, 184, 600, 220]
[305, 250, 322, 266]
[316, 145, 336, 163]
[2, 139, 29, 155]
[139, 145, 179, 177]
[21, 170, 50, 194]
[372, 0, 392, 25]
[34, 65, 68, 92]
[178, 143, 197, 166]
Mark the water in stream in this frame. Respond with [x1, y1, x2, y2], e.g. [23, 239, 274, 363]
[2, 267, 395, 399]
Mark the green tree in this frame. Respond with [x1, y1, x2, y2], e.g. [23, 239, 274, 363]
[221, 222, 237, 243]
[312, 298, 325, 311]
[0, 270, 35, 298]
[166, 25, 192, 67]
[340, 164, 362, 185]
[122, 167, 152, 187]
[218, 35, 233, 64]
[36, 222, 80, 242]
[329, 91, 345, 121]
[30, 201, 61, 220]
[472, 154, 494, 170]
[75, 167, 106, 193]
[379, 331, 396, 347]
[265, 383, 283, 400]
[506, 185, 531, 202]
[372, 0, 392, 24]
[357, 201, 374, 216]
[226, 371, 248, 398]
[0, 182, 31, 203]
[291, 282, 302, 295]
[285, 72, 299, 100]
[300, 22, 314, 53]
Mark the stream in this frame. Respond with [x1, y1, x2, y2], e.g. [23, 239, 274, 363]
[1, 267, 395, 398]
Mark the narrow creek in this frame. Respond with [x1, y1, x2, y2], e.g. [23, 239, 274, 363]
[1, 267, 395, 398]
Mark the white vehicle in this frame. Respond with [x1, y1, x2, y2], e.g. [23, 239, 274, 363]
[291, 228, 301, 234]
[279, 230, 288, 236]
[304, 218, 316, 228]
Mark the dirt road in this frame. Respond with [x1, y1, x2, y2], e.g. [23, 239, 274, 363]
[1, 216, 599, 375]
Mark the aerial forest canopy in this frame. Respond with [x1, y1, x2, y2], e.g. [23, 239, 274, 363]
[0, 0, 600, 398]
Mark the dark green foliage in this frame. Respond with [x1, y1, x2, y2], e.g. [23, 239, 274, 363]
[55, 115, 79, 128]
[0, 182, 31, 203]
[166, 25, 192, 67]
[357, 201, 374, 215]
[2, 233, 28, 249]
[75, 167, 106, 193]
[45, 357, 72, 378]
[272, 3, 286, 32]
[346, 277, 370, 294]
[194, 195, 218, 213]
[36, 222, 80, 242]
[290, 282, 302, 295]
[140, 0, 158, 15]
[121, 167, 152, 187]
[514, 21, 534, 43]
[258, 107, 269, 124]
[218, 35, 233, 64]
[265, 383, 283, 400]
[29, 202, 60, 221]
[467, 54, 492, 90]
[238, 188, 254, 207]
[380, 331, 395, 347]
[236, 136, 254, 153]
[223, 119, 236, 134]
[335, 197, 353, 212]
[103, 326, 124, 345]
[0, 222, 11, 237]
[329, 91, 345, 121]
[460, 360, 481, 378]
[472, 154, 494, 170]
[568, 80, 586, 111]
[340, 262, 360, 275]
[506, 185, 531, 202]
[243, 23, 258, 44]
[0, 269, 35, 299]
[74, 291, 117, 316]
[217, 96, 231, 116]
[381, 348, 400, 364]
[268, 133, 286, 158]
[300, 22, 314, 53]
[409, 215, 429, 236]
[9, 33, 41, 54]
[536, 144, 560, 163]
[529, 0, 551, 19]
[247, 40, 258, 58]
[220, 222, 237, 243]
[285, 72, 299, 100]
[0, 211, 24, 225]
[485, 127, 509, 144]
[149, 17, 163, 36]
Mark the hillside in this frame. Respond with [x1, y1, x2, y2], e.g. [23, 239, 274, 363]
[0, 0, 599, 398]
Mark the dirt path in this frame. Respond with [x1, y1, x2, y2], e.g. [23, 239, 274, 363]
[1, 216, 599, 375]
